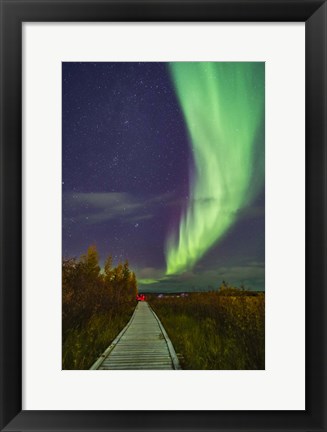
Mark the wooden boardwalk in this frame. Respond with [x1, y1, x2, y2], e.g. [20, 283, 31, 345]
[90, 302, 181, 370]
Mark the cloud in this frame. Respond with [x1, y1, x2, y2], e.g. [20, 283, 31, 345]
[215, 262, 264, 277]
[63, 191, 176, 226]
[136, 267, 170, 287]
[236, 205, 265, 220]
[136, 267, 164, 280]
[138, 278, 159, 285]
[138, 261, 265, 292]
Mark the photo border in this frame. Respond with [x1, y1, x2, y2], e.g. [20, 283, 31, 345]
[0, 1, 326, 431]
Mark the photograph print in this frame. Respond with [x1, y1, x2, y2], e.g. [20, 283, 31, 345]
[62, 62, 265, 370]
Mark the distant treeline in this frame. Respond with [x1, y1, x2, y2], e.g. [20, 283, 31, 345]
[146, 282, 264, 298]
[62, 245, 137, 369]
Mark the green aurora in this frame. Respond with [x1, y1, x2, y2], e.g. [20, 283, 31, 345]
[165, 62, 265, 276]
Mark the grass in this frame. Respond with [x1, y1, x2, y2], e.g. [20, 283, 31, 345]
[62, 305, 135, 370]
[62, 248, 137, 370]
[150, 290, 265, 370]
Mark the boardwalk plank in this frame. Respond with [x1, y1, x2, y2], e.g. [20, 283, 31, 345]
[90, 302, 181, 370]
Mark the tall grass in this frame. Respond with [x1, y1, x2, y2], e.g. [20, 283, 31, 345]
[62, 305, 135, 370]
[62, 245, 137, 370]
[150, 289, 265, 370]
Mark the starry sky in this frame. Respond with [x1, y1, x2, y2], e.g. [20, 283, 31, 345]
[62, 62, 265, 293]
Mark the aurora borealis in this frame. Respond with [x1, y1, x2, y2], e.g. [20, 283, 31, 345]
[166, 62, 264, 275]
[63, 62, 265, 292]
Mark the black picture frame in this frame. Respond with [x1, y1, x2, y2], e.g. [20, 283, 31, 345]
[0, 0, 326, 431]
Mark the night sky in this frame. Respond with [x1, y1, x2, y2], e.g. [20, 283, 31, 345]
[62, 62, 265, 292]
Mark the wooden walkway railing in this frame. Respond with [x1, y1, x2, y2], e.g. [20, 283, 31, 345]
[90, 301, 181, 370]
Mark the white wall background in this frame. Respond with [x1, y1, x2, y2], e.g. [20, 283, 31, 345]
[23, 22, 305, 410]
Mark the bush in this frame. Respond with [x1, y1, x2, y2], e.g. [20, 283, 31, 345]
[62, 245, 137, 369]
[150, 288, 265, 370]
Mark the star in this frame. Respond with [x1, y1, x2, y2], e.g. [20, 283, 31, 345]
[62, 61, 265, 293]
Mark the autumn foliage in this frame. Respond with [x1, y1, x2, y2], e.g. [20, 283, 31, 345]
[150, 284, 265, 370]
[62, 245, 137, 369]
